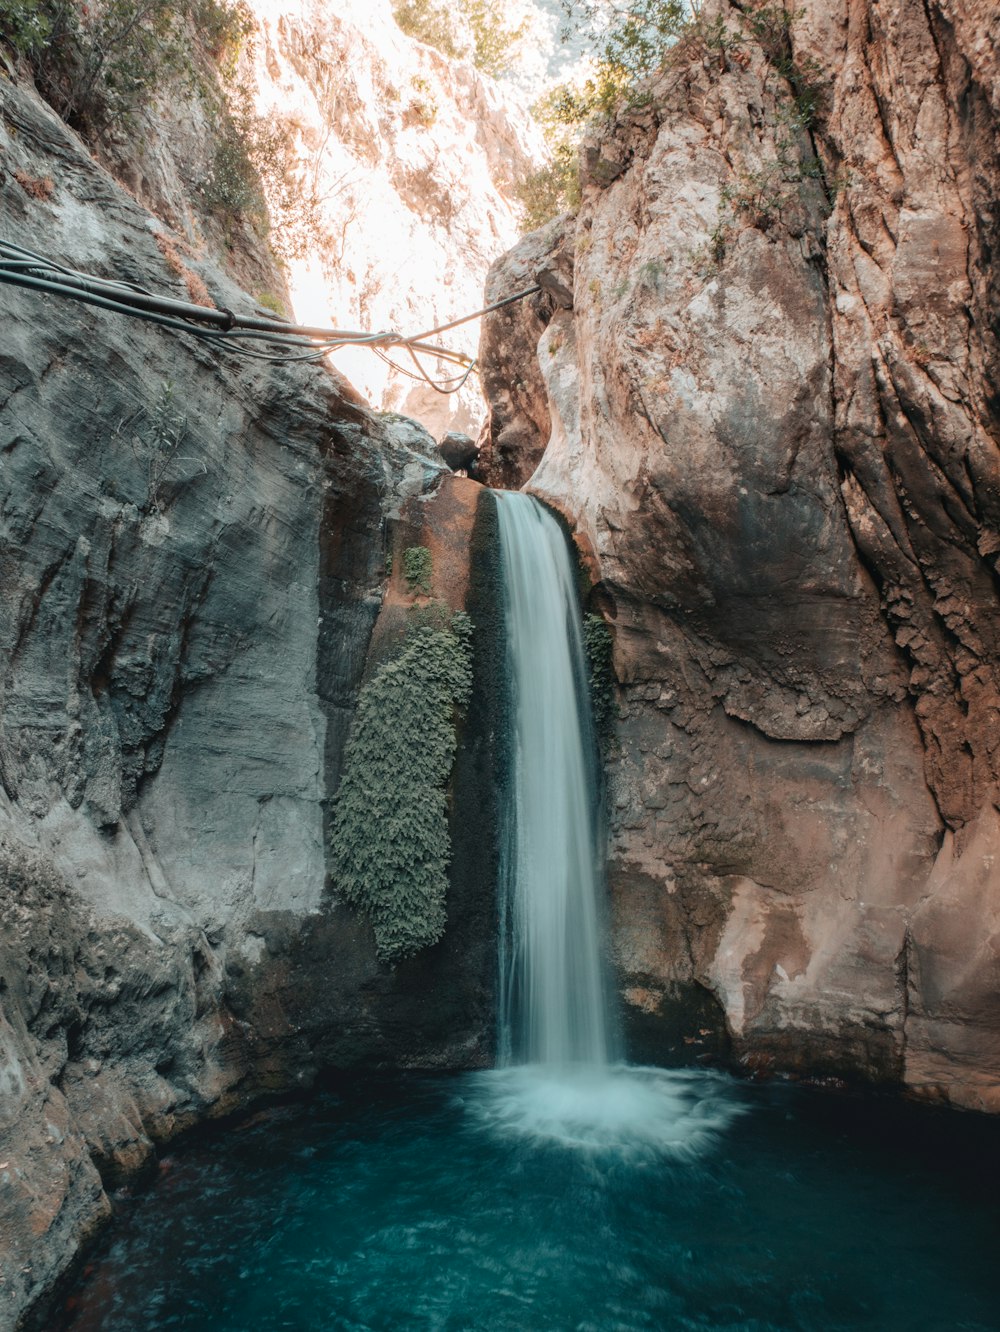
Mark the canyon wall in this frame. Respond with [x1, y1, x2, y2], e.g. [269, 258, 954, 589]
[245, 0, 543, 433]
[5, 0, 1000, 1324]
[0, 0, 544, 1316]
[0, 73, 493, 1329]
[480, 0, 1000, 1110]
[92, 0, 541, 437]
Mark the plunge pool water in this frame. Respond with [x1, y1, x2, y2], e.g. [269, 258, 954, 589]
[57, 1068, 1000, 1331]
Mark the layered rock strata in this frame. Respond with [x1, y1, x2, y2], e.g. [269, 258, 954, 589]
[479, 0, 1000, 1110]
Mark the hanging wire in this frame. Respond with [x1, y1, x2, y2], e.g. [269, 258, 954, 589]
[0, 239, 541, 393]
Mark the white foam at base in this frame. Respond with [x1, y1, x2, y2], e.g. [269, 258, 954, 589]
[466, 1064, 744, 1160]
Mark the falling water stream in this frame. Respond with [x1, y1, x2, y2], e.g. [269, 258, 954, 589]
[495, 489, 613, 1070]
[57, 491, 1000, 1331]
[472, 490, 740, 1155]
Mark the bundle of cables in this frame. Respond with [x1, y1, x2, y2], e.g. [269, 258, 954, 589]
[0, 238, 540, 395]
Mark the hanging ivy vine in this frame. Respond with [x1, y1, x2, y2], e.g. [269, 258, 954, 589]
[330, 609, 473, 963]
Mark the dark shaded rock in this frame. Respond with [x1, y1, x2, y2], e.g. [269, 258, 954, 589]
[0, 75, 496, 1331]
[437, 430, 479, 473]
[537, 263, 574, 310]
[477, 215, 575, 490]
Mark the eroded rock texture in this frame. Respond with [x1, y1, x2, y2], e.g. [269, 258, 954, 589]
[479, 0, 1000, 1110]
[0, 78, 491, 1330]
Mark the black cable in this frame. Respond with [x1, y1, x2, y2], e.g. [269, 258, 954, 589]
[0, 238, 539, 391]
[374, 346, 478, 394]
[406, 284, 543, 343]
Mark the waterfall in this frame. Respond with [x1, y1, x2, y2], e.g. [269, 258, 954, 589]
[494, 490, 615, 1069]
[469, 490, 742, 1157]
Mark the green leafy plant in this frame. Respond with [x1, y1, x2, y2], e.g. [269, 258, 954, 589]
[556, 0, 688, 117]
[403, 545, 433, 596]
[512, 86, 584, 228]
[202, 110, 269, 223]
[569, 0, 685, 86]
[0, 0, 55, 58]
[461, 0, 529, 78]
[113, 380, 192, 515]
[255, 290, 286, 316]
[390, 0, 528, 77]
[742, 3, 825, 126]
[330, 611, 474, 963]
[392, 0, 463, 59]
[513, 1, 691, 226]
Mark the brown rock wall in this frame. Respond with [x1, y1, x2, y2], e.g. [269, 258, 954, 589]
[479, 0, 1000, 1108]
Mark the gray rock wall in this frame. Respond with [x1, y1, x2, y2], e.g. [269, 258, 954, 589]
[0, 77, 491, 1331]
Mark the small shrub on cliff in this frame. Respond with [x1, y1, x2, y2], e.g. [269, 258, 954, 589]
[0, 0, 53, 59]
[203, 111, 269, 223]
[513, 85, 584, 228]
[119, 379, 190, 514]
[330, 611, 473, 963]
[0, 0, 250, 141]
[403, 545, 433, 596]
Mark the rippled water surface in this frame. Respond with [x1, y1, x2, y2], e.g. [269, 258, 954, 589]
[60, 1070, 1000, 1331]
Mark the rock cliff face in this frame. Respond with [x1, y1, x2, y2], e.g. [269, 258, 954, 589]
[0, 74, 493, 1330]
[480, 0, 1000, 1110]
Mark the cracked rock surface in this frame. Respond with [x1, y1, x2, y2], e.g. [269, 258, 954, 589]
[479, 0, 1000, 1110]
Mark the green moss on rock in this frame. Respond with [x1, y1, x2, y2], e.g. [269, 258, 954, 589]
[583, 612, 615, 739]
[330, 609, 473, 963]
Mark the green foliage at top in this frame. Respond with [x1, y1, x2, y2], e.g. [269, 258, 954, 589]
[513, 0, 688, 227]
[559, 0, 687, 112]
[390, 0, 528, 79]
[0, 0, 250, 141]
[330, 610, 474, 963]
[522, 1, 828, 228]
[582, 613, 615, 740]
[557, 1, 821, 122]
[463, 0, 529, 79]
[403, 545, 433, 596]
[513, 86, 583, 230]
[392, 0, 462, 59]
